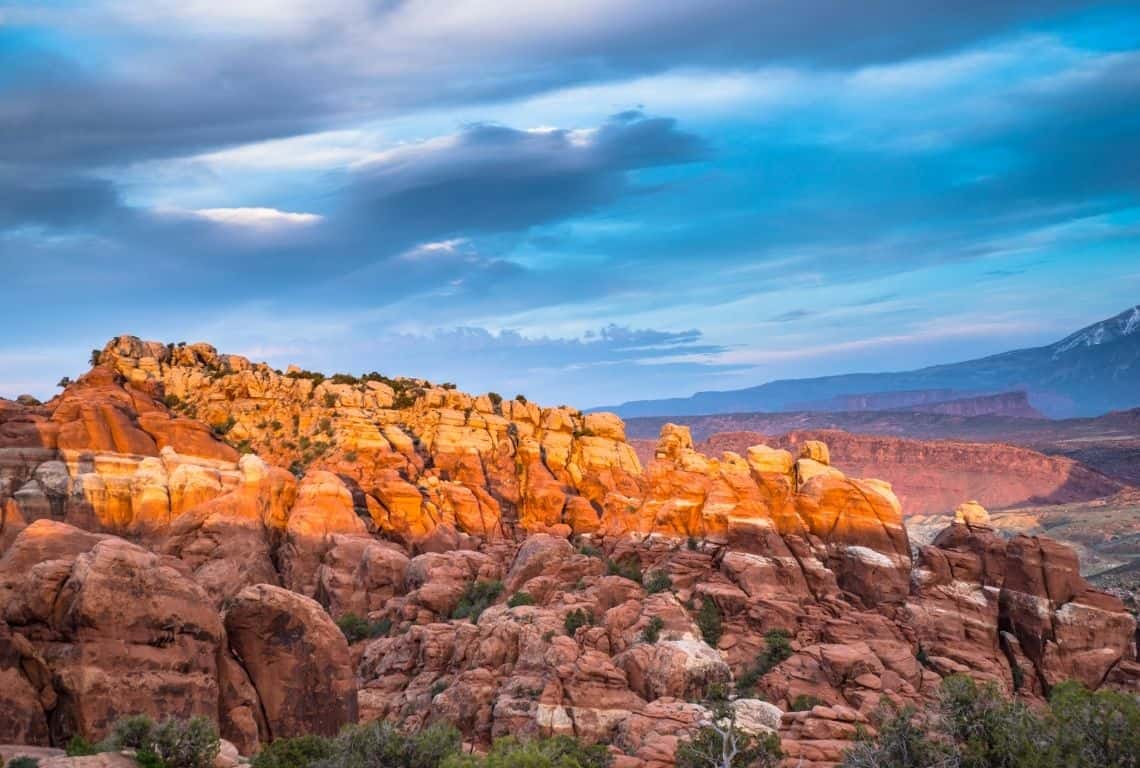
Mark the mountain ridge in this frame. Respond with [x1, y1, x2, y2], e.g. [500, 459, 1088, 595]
[604, 305, 1140, 419]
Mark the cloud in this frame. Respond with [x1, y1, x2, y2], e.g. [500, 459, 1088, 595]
[0, 172, 121, 229]
[770, 309, 813, 322]
[344, 114, 704, 242]
[185, 207, 324, 228]
[0, 1, 1103, 172]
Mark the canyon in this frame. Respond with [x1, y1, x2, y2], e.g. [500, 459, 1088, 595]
[1, 337, 1138, 768]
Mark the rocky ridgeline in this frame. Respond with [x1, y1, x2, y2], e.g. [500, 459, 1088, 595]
[1, 336, 1137, 768]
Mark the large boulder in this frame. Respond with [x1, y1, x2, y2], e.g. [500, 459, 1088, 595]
[223, 584, 357, 741]
[0, 521, 224, 742]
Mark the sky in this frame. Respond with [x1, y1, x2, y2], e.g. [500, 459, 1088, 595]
[1, 1, 1139, 407]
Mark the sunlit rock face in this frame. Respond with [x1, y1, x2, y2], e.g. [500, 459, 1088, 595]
[1, 336, 1135, 766]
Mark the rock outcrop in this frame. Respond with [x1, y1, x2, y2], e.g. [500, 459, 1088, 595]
[0, 336, 1136, 767]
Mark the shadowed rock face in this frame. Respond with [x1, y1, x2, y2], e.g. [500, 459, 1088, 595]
[1, 336, 1136, 767]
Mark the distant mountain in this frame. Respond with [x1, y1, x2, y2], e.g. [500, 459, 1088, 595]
[606, 305, 1140, 418]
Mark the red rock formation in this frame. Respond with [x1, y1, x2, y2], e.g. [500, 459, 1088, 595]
[0, 337, 1135, 768]
[223, 584, 357, 743]
[700, 429, 1125, 517]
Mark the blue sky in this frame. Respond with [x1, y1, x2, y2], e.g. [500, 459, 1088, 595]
[1, 1, 1138, 406]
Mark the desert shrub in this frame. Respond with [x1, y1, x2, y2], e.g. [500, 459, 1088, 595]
[641, 616, 665, 644]
[163, 393, 181, 408]
[89, 349, 102, 366]
[1046, 680, 1140, 768]
[8, 758, 40, 768]
[605, 558, 643, 584]
[213, 416, 236, 436]
[736, 631, 792, 693]
[675, 701, 781, 768]
[577, 543, 603, 559]
[695, 596, 723, 647]
[336, 612, 391, 643]
[790, 695, 824, 712]
[514, 395, 527, 404]
[453, 579, 504, 622]
[442, 735, 609, 768]
[564, 608, 592, 637]
[841, 704, 950, 768]
[111, 714, 157, 750]
[317, 721, 461, 768]
[344, 450, 359, 462]
[251, 735, 335, 768]
[645, 570, 673, 594]
[687, 536, 699, 551]
[57, 378, 72, 389]
[108, 715, 219, 768]
[66, 736, 100, 756]
[270, 420, 284, 431]
[507, 591, 536, 608]
[487, 392, 503, 407]
[842, 675, 1140, 768]
[323, 393, 337, 408]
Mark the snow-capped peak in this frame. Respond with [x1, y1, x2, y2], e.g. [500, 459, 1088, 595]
[1051, 305, 1140, 357]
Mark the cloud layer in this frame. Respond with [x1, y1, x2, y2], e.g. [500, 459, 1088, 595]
[1, 1, 1138, 404]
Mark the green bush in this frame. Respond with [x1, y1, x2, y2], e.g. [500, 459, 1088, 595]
[507, 591, 536, 608]
[336, 612, 392, 643]
[564, 608, 592, 637]
[452, 579, 504, 622]
[314, 721, 461, 768]
[641, 616, 665, 644]
[577, 543, 603, 559]
[9, 758, 40, 768]
[66, 735, 100, 756]
[605, 558, 643, 584]
[695, 596, 723, 647]
[842, 703, 950, 768]
[442, 735, 609, 768]
[251, 735, 335, 768]
[487, 392, 503, 408]
[841, 675, 1140, 768]
[645, 570, 673, 594]
[108, 715, 219, 768]
[111, 714, 157, 750]
[790, 694, 823, 712]
[163, 393, 182, 409]
[323, 393, 337, 408]
[735, 629, 793, 691]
